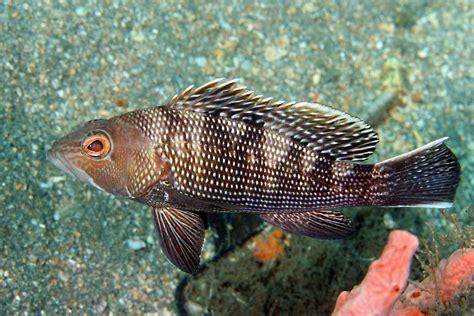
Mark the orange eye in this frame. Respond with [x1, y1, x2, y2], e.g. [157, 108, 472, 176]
[83, 134, 111, 157]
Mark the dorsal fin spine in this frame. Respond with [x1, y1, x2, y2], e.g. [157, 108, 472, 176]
[167, 79, 379, 161]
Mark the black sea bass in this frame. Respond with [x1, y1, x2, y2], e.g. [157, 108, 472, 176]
[48, 79, 460, 273]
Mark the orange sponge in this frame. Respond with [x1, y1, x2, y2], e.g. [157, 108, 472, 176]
[253, 229, 285, 263]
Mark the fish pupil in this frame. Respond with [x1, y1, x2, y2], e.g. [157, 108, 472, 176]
[88, 140, 103, 152]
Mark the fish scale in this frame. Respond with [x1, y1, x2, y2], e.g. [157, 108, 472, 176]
[124, 107, 369, 211]
[49, 79, 460, 273]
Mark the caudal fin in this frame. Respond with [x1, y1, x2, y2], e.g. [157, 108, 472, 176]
[376, 137, 460, 208]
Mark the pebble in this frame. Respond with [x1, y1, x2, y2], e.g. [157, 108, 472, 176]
[241, 60, 252, 71]
[312, 69, 321, 86]
[214, 48, 225, 60]
[39, 176, 66, 189]
[131, 29, 145, 43]
[233, 55, 244, 67]
[383, 213, 396, 229]
[51, 78, 60, 89]
[146, 235, 155, 244]
[287, 7, 297, 16]
[302, 3, 316, 13]
[264, 46, 288, 62]
[417, 48, 429, 58]
[194, 56, 207, 67]
[75, 7, 86, 17]
[217, 13, 232, 32]
[126, 239, 146, 250]
[379, 23, 395, 33]
[284, 67, 297, 80]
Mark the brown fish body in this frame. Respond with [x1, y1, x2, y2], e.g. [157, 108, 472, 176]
[49, 79, 460, 273]
[116, 107, 379, 212]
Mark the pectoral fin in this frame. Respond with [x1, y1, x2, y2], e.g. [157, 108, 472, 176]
[151, 207, 205, 274]
[259, 210, 355, 240]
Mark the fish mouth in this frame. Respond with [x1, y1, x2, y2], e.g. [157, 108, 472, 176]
[47, 148, 76, 178]
[47, 148, 101, 190]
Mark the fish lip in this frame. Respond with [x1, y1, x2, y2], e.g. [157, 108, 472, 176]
[48, 148, 75, 178]
[47, 147, 105, 192]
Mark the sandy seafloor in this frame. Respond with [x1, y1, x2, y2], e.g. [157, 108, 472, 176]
[1, 1, 472, 315]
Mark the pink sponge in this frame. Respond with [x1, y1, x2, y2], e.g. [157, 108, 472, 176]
[438, 248, 474, 302]
[332, 230, 419, 316]
[392, 248, 474, 314]
[332, 229, 474, 316]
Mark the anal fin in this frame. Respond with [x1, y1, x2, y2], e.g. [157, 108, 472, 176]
[151, 207, 205, 274]
[259, 210, 355, 240]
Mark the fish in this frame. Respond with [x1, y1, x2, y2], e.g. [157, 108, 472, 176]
[48, 79, 461, 274]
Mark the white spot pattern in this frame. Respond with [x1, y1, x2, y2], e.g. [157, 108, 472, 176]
[121, 108, 380, 212]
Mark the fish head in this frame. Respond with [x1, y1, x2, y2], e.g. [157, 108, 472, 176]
[48, 118, 155, 198]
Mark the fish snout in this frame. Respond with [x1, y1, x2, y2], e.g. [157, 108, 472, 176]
[47, 147, 75, 177]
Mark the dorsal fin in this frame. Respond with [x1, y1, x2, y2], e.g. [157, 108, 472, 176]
[167, 79, 378, 161]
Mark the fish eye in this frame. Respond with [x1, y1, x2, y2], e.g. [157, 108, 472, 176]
[83, 133, 111, 158]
